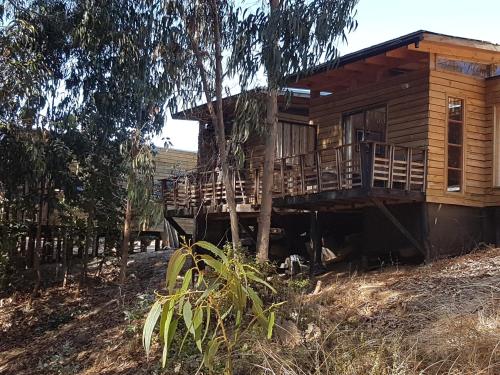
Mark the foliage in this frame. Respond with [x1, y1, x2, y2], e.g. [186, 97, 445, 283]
[143, 241, 283, 374]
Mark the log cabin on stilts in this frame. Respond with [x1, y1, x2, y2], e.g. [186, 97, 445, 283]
[163, 31, 500, 271]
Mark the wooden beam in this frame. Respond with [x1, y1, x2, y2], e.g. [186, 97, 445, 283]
[409, 41, 500, 64]
[309, 211, 322, 277]
[239, 222, 257, 245]
[371, 198, 426, 256]
[385, 47, 428, 61]
[165, 216, 188, 237]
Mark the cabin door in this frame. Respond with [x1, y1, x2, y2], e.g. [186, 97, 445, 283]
[342, 107, 387, 186]
[342, 106, 387, 157]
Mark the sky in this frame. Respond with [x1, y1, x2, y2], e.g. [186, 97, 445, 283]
[158, 0, 500, 152]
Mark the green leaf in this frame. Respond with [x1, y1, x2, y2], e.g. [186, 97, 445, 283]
[178, 268, 193, 308]
[143, 300, 162, 357]
[199, 255, 228, 278]
[246, 272, 276, 293]
[162, 300, 176, 368]
[163, 316, 179, 367]
[166, 249, 187, 294]
[159, 302, 169, 340]
[202, 307, 211, 342]
[267, 311, 275, 339]
[182, 301, 194, 335]
[203, 337, 221, 372]
[195, 241, 228, 263]
[180, 268, 193, 293]
[193, 307, 204, 352]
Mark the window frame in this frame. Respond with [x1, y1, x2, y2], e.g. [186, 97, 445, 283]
[445, 95, 466, 194]
[341, 104, 388, 150]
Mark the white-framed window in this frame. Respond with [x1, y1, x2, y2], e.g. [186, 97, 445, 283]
[446, 97, 464, 192]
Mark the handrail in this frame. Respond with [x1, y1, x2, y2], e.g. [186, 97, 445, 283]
[162, 141, 427, 210]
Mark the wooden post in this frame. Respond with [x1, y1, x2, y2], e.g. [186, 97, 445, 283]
[316, 151, 322, 193]
[280, 158, 285, 197]
[185, 176, 189, 208]
[27, 231, 35, 268]
[20, 235, 27, 257]
[336, 147, 342, 189]
[405, 148, 412, 191]
[173, 180, 178, 210]
[300, 154, 305, 195]
[140, 238, 147, 252]
[422, 149, 428, 192]
[212, 170, 217, 207]
[309, 211, 322, 277]
[155, 237, 161, 252]
[420, 203, 432, 262]
[388, 145, 394, 188]
[56, 233, 62, 262]
[129, 235, 135, 254]
[360, 142, 374, 190]
[93, 235, 99, 257]
[255, 168, 260, 204]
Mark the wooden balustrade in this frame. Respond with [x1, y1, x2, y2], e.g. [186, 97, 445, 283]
[162, 142, 427, 210]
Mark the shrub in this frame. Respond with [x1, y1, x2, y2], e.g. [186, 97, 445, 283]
[143, 241, 283, 374]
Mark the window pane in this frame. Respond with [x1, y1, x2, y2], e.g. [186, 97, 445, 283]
[344, 112, 364, 144]
[365, 107, 386, 140]
[448, 145, 462, 169]
[448, 123, 462, 145]
[447, 169, 461, 192]
[448, 98, 463, 121]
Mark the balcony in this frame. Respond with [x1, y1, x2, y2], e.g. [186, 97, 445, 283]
[161, 142, 427, 217]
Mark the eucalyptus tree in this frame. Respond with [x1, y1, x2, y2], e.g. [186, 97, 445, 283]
[231, 0, 358, 262]
[73, 0, 176, 284]
[1, 0, 79, 294]
[161, 0, 242, 249]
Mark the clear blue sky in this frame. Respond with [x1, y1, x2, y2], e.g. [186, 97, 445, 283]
[160, 0, 500, 152]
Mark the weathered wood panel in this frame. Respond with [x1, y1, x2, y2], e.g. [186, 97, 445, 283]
[309, 70, 430, 170]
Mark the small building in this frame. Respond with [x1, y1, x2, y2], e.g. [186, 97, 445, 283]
[165, 31, 500, 264]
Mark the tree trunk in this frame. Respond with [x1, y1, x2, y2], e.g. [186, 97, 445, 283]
[256, 90, 278, 262]
[81, 209, 94, 286]
[62, 229, 68, 287]
[190, 1, 240, 250]
[32, 178, 45, 297]
[256, 0, 280, 262]
[212, 0, 239, 249]
[119, 198, 132, 285]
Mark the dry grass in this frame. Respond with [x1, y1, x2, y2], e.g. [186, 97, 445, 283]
[241, 247, 500, 375]
[0, 248, 498, 374]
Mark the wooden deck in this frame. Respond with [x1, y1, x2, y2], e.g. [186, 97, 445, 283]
[161, 142, 427, 216]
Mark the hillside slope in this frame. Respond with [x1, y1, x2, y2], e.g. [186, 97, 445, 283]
[0, 248, 498, 374]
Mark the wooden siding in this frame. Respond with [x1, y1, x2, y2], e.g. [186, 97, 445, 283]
[485, 77, 500, 205]
[309, 70, 430, 167]
[426, 69, 496, 207]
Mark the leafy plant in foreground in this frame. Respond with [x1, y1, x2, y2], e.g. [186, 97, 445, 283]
[143, 241, 282, 374]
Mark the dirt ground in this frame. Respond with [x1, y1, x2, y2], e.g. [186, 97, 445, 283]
[0, 252, 171, 375]
[0, 248, 499, 374]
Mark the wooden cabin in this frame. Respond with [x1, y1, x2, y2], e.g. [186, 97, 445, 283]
[166, 31, 500, 264]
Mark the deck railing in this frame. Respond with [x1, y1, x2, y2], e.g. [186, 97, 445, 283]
[161, 142, 427, 210]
